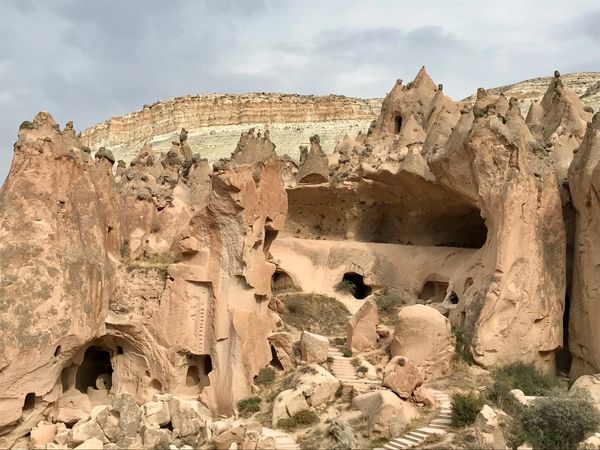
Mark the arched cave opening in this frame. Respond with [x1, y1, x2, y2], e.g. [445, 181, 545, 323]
[23, 393, 36, 411]
[394, 115, 403, 134]
[341, 272, 372, 299]
[75, 346, 113, 393]
[270, 345, 284, 370]
[419, 280, 449, 303]
[185, 354, 213, 391]
[272, 270, 294, 293]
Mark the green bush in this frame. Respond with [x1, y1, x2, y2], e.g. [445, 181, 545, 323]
[356, 366, 368, 374]
[335, 279, 356, 295]
[452, 325, 474, 364]
[254, 367, 276, 385]
[487, 362, 558, 410]
[374, 290, 405, 324]
[517, 397, 600, 450]
[342, 347, 352, 357]
[237, 396, 261, 417]
[277, 410, 319, 430]
[451, 392, 484, 427]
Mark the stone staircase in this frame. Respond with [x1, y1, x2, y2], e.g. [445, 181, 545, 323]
[261, 427, 300, 450]
[378, 390, 452, 450]
[328, 347, 381, 386]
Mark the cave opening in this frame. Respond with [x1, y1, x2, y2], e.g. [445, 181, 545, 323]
[272, 270, 294, 293]
[185, 354, 213, 391]
[419, 280, 449, 303]
[23, 393, 36, 411]
[342, 272, 372, 299]
[394, 115, 403, 134]
[269, 345, 284, 370]
[75, 346, 113, 393]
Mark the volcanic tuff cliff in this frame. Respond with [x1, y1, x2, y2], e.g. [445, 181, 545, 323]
[2, 68, 600, 449]
[80, 73, 599, 169]
[80, 93, 382, 164]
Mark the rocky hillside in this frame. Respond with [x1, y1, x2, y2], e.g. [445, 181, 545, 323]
[81, 93, 382, 163]
[461, 71, 600, 114]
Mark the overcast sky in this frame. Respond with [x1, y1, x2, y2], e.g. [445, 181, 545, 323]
[0, 1, 598, 184]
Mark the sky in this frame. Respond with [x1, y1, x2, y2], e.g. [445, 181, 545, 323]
[0, 0, 598, 184]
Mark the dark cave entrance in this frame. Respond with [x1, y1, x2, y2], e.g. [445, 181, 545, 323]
[185, 354, 213, 391]
[419, 280, 449, 303]
[75, 346, 113, 393]
[342, 272, 372, 299]
[394, 115, 403, 134]
[23, 393, 36, 411]
[269, 345, 284, 370]
[272, 270, 295, 293]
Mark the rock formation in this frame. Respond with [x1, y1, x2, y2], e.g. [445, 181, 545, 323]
[2, 68, 600, 448]
[568, 113, 600, 377]
[0, 113, 287, 447]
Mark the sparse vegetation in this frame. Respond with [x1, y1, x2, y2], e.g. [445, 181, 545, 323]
[487, 362, 559, 411]
[451, 392, 484, 427]
[374, 290, 406, 324]
[510, 397, 600, 450]
[452, 325, 474, 364]
[125, 253, 177, 271]
[277, 410, 319, 431]
[342, 347, 352, 357]
[351, 357, 360, 367]
[254, 367, 276, 385]
[335, 279, 356, 295]
[281, 293, 350, 335]
[237, 396, 261, 417]
[356, 366, 368, 375]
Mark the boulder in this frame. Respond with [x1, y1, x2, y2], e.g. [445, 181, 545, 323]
[268, 332, 295, 369]
[111, 393, 143, 439]
[474, 405, 509, 449]
[56, 408, 90, 425]
[299, 331, 329, 363]
[142, 427, 172, 448]
[298, 364, 340, 407]
[391, 305, 454, 377]
[382, 356, 424, 398]
[71, 418, 108, 445]
[569, 374, 600, 407]
[352, 390, 418, 437]
[272, 389, 310, 426]
[347, 299, 379, 352]
[169, 397, 211, 437]
[413, 386, 436, 406]
[142, 400, 171, 428]
[30, 423, 57, 447]
[75, 438, 104, 450]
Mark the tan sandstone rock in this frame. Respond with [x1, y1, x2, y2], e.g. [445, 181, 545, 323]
[382, 356, 424, 399]
[346, 299, 379, 352]
[352, 390, 418, 437]
[390, 305, 455, 377]
[299, 331, 329, 364]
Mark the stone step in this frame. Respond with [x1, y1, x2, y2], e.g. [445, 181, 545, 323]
[418, 426, 448, 434]
[431, 418, 452, 425]
[384, 441, 408, 450]
[383, 442, 407, 450]
[407, 431, 429, 439]
[402, 433, 423, 444]
[389, 437, 417, 447]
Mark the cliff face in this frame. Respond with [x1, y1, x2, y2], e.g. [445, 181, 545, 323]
[461, 72, 600, 116]
[80, 93, 382, 164]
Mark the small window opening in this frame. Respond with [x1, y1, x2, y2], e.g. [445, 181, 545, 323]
[394, 115, 403, 134]
[449, 291, 459, 304]
[116, 346, 124, 355]
[54, 345, 61, 357]
[341, 272, 372, 299]
[23, 393, 36, 411]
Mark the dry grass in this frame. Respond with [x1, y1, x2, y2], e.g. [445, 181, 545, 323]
[280, 293, 350, 336]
